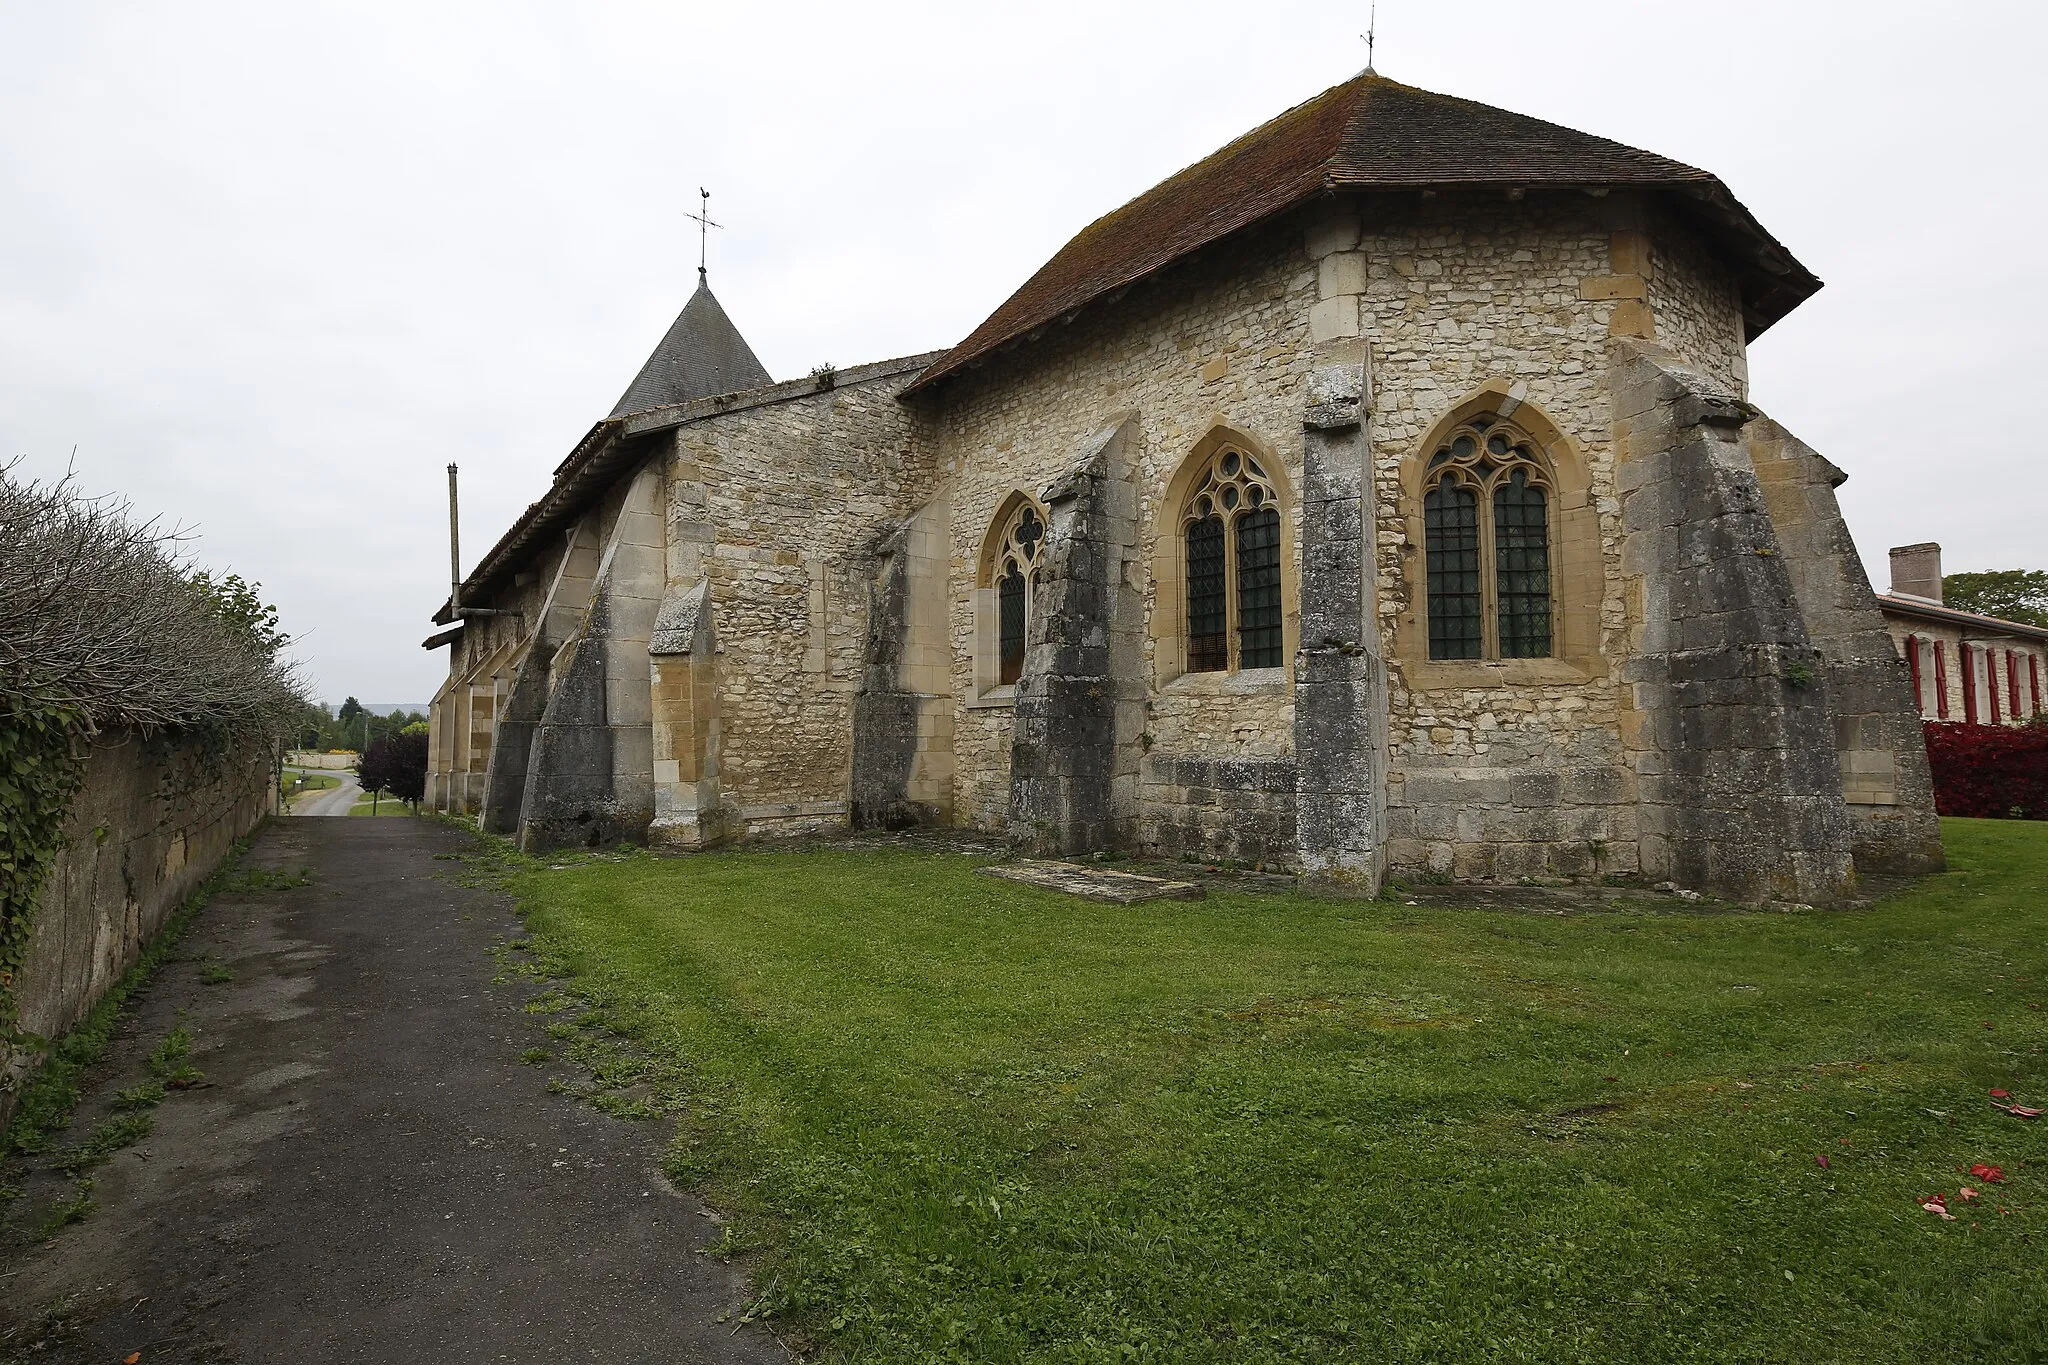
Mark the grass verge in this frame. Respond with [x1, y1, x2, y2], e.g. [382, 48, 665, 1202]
[348, 795, 415, 817]
[0, 842, 272, 1160]
[485, 819, 2048, 1363]
[1, 839, 277, 1236]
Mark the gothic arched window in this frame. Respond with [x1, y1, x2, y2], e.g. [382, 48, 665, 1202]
[1423, 416, 1553, 660]
[1182, 447, 1283, 673]
[993, 498, 1046, 684]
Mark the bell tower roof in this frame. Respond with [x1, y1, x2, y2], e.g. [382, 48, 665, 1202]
[609, 275, 772, 417]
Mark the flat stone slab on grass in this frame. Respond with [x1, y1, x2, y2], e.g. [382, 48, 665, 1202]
[978, 859, 1206, 905]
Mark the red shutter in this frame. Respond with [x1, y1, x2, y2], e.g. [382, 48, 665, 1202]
[1904, 634, 1924, 715]
[1934, 641, 1950, 719]
[2033, 653, 2043, 717]
[1962, 645, 1979, 723]
[1990, 649, 2004, 724]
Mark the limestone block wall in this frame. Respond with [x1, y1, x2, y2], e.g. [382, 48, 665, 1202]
[4, 733, 274, 1127]
[1357, 192, 1727, 883]
[929, 218, 1319, 837]
[669, 360, 943, 836]
[929, 189, 1754, 876]
[1139, 755, 1297, 866]
[1644, 204, 1749, 397]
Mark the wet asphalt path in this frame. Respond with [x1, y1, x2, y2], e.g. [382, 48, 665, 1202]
[0, 817, 788, 1364]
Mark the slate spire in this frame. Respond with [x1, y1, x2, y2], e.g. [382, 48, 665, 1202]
[609, 275, 772, 418]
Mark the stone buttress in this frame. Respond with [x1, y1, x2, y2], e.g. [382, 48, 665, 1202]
[517, 462, 664, 852]
[1615, 342, 1864, 902]
[1294, 343, 1387, 894]
[1744, 419, 1944, 876]
[481, 519, 601, 834]
[849, 494, 954, 830]
[1008, 415, 1146, 855]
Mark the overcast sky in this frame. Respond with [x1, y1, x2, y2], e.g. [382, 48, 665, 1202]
[3, 1, 2041, 705]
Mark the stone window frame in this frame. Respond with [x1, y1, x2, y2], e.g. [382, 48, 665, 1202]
[1149, 424, 1300, 691]
[969, 489, 1050, 705]
[1393, 382, 1601, 689]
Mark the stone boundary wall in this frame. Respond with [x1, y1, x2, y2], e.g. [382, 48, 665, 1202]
[4, 733, 275, 1126]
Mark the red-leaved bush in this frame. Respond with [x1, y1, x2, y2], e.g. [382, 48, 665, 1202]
[1922, 721, 2048, 819]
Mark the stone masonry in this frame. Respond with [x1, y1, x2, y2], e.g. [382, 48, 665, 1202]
[429, 71, 1942, 903]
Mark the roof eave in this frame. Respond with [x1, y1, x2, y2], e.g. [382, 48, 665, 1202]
[905, 176, 1822, 396]
[1877, 593, 2048, 642]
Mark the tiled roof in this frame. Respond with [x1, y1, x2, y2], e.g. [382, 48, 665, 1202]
[904, 72, 1820, 395]
[609, 274, 772, 417]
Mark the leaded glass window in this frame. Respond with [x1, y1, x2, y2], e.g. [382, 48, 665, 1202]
[1493, 468, 1551, 658]
[1422, 416, 1554, 660]
[998, 564, 1027, 683]
[1180, 446, 1284, 673]
[1186, 515, 1227, 672]
[1237, 507, 1282, 667]
[1425, 475, 1481, 660]
[990, 497, 1047, 687]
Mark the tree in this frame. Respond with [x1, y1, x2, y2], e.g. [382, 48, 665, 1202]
[1944, 569, 2048, 628]
[337, 697, 364, 726]
[356, 728, 429, 811]
[187, 569, 289, 658]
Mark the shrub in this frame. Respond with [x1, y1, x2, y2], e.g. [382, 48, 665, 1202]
[357, 729, 429, 809]
[1922, 720, 2048, 819]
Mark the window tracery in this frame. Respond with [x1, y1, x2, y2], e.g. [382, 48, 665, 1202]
[1181, 447, 1283, 672]
[992, 498, 1046, 685]
[1423, 416, 1553, 660]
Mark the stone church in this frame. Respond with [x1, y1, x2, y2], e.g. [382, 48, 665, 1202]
[424, 70, 1942, 903]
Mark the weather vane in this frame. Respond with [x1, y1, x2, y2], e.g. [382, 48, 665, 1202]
[1361, 4, 1377, 74]
[686, 187, 721, 277]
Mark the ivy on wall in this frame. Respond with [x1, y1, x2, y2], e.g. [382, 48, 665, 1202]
[0, 699, 88, 1030]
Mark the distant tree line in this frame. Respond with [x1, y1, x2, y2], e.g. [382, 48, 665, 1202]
[293, 697, 428, 753]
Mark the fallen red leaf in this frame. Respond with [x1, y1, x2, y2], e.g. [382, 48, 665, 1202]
[1971, 1163, 2006, 1183]
[1991, 1089, 2012, 1099]
[125, 1354, 140, 1364]
[1815, 1154, 1830, 1169]
[1960, 1187, 1981, 1202]
[1921, 1197, 1958, 1221]
[1998, 1104, 2044, 1120]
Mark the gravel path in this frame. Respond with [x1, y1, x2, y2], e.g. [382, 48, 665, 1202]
[0, 817, 788, 1364]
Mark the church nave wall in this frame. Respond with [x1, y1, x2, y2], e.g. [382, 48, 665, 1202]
[1346, 191, 1667, 882]
[926, 218, 1319, 841]
[668, 360, 943, 837]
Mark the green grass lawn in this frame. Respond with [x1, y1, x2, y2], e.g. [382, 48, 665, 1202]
[282, 770, 340, 806]
[347, 793, 414, 816]
[501, 820, 2048, 1363]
